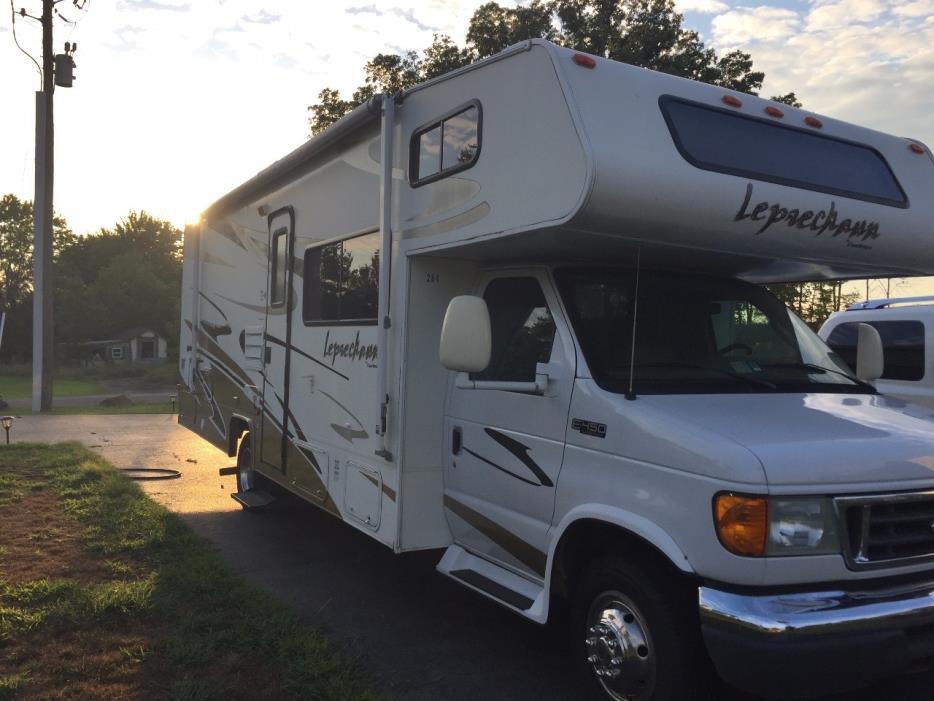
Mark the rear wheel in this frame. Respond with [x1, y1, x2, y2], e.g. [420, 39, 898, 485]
[571, 555, 706, 701]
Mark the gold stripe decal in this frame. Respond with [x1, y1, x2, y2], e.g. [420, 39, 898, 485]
[444, 495, 546, 576]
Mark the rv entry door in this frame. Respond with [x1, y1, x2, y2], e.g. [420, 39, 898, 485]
[259, 208, 295, 474]
[444, 272, 575, 580]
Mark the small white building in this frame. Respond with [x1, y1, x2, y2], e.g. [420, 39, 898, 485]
[85, 327, 168, 364]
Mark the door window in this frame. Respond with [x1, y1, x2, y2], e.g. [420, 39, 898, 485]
[471, 277, 556, 383]
[270, 228, 289, 307]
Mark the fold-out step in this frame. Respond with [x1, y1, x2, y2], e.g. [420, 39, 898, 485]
[231, 490, 275, 509]
[437, 545, 545, 622]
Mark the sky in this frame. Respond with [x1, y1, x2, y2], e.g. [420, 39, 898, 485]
[1, 0, 932, 299]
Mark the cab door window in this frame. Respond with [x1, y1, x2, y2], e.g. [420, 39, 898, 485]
[471, 277, 556, 383]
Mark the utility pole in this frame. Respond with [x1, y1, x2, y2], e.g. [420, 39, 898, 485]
[31, 0, 55, 412]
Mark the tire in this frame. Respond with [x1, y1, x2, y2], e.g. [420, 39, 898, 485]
[570, 555, 708, 701]
[235, 432, 257, 496]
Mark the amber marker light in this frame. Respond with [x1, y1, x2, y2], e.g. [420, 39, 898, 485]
[573, 53, 596, 69]
[909, 143, 926, 155]
[804, 115, 823, 129]
[714, 493, 768, 557]
[722, 95, 742, 108]
[764, 106, 784, 119]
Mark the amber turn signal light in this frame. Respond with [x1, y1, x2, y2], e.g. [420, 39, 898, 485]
[714, 494, 768, 557]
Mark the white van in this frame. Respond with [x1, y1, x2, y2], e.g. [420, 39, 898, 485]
[179, 40, 934, 700]
[820, 296, 934, 409]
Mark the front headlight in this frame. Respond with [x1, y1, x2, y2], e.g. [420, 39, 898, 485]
[767, 497, 840, 556]
[714, 493, 840, 557]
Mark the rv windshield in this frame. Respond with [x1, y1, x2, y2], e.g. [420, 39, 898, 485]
[554, 268, 870, 395]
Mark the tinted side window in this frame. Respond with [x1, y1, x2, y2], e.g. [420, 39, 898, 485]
[341, 234, 380, 321]
[472, 278, 556, 383]
[270, 228, 289, 307]
[660, 97, 906, 207]
[826, 321, 926, 381]
[410, 103, 481, 186]
[303, 233, 379, 324]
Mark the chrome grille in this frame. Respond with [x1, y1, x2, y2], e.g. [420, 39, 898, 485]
[837, 491, 934, 570]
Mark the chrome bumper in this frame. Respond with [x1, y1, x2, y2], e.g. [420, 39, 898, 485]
[699, 578, 934, 697]
[699, 577, 934, 636]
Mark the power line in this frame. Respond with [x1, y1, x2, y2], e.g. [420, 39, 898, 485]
[9, 0, 42, 85]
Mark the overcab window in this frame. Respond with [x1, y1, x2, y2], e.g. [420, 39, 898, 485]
[659, 96, 907, 208]
[410, 102, 481, 186]
[303, 232, 379, 325]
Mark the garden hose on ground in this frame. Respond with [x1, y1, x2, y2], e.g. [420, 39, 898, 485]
[119, 468, 181, 481]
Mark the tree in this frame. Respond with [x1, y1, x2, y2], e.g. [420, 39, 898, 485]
[768, 281, 859, 328]
[770, 92, 802, 108]
[54, 211, 182, 357]
[0, 194, 73, 362]
[308, 0, 777, 135]
[0, 194, 73, 312]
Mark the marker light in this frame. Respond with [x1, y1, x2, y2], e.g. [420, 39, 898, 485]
[764, 106, 784, 119]
[909, 143, 926, 155]
[714, 494, 768, 557]
[722, 95, 742, 108]
[573, 53, 596, 69]
[804, 116, 823, 129]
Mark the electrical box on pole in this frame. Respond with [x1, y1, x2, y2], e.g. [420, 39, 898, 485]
[54, 54, 75, 87]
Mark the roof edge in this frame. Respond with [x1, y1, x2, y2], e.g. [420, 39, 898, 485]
[203, 95, 384, 222]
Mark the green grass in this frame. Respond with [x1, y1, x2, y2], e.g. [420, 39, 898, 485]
[0, 375, 106, 400]
[0, 443, 380, 700]
[7, 402, 176, 416]
[50, 402, 176, 415]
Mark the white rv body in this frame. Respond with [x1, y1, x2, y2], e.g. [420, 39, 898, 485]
[180, 41, 934, 700]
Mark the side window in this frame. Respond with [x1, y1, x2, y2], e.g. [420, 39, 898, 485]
[410, 103, 481, 186]
[826, 321, 926, 381]
[303, 233, 379, 324]
[472, 277, 556, 383]
[270, 228, 289, 307]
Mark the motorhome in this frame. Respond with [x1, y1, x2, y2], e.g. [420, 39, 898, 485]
[820, 295, 934, 409]
[179, 39, 934, 700]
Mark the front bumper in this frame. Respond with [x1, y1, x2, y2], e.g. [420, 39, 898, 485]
[699, 578, 934, 698]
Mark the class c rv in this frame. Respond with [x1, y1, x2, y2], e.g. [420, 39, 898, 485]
[179, 39, 934, 700]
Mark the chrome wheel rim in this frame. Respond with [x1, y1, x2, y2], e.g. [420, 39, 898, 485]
[238, 447, 254, 491]
[585, 591, 656, 701]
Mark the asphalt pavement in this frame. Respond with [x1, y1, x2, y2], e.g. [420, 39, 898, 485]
[9, 414, 933, 700]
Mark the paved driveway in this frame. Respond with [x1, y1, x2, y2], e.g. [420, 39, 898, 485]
[8, 414, 932, 700]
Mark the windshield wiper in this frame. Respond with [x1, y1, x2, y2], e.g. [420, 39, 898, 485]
[635, 362, 777, 390]
[761, 362, 877, 392]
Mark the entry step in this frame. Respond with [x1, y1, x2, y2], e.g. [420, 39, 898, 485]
[437, 545, 545, 621]
[231, 490, 275, 509]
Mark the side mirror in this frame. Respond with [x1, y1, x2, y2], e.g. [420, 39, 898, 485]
[856, 323, 884, 382]
[440, 296, 491, 373]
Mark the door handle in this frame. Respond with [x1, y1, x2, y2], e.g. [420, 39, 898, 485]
[452, 427, 462, 455]
[264, 346, 272, 364]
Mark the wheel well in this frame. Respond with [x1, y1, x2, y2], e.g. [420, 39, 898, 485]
[549, 519, 694, 605]
[227, 417, 251, 457]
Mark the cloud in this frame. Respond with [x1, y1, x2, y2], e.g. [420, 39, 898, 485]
[805, 0, 887, 32]
[709, 3, 934, 152]
[106, 24, 146, 51]
[241, 9, 280, 24]
[345, 5, 438, 32]
[712, 7, 801, 46]
[119, 0, 190, 11]
[893, 0, 934, 18]
[676, 0, 729, 14]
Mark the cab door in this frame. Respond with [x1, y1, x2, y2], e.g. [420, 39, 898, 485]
[443, 271, 576, 580]
[259, 208, 295, 473]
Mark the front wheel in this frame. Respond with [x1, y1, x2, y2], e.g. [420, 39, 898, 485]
[571, 556, 707, 701]
[236, 432, 257, 496]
